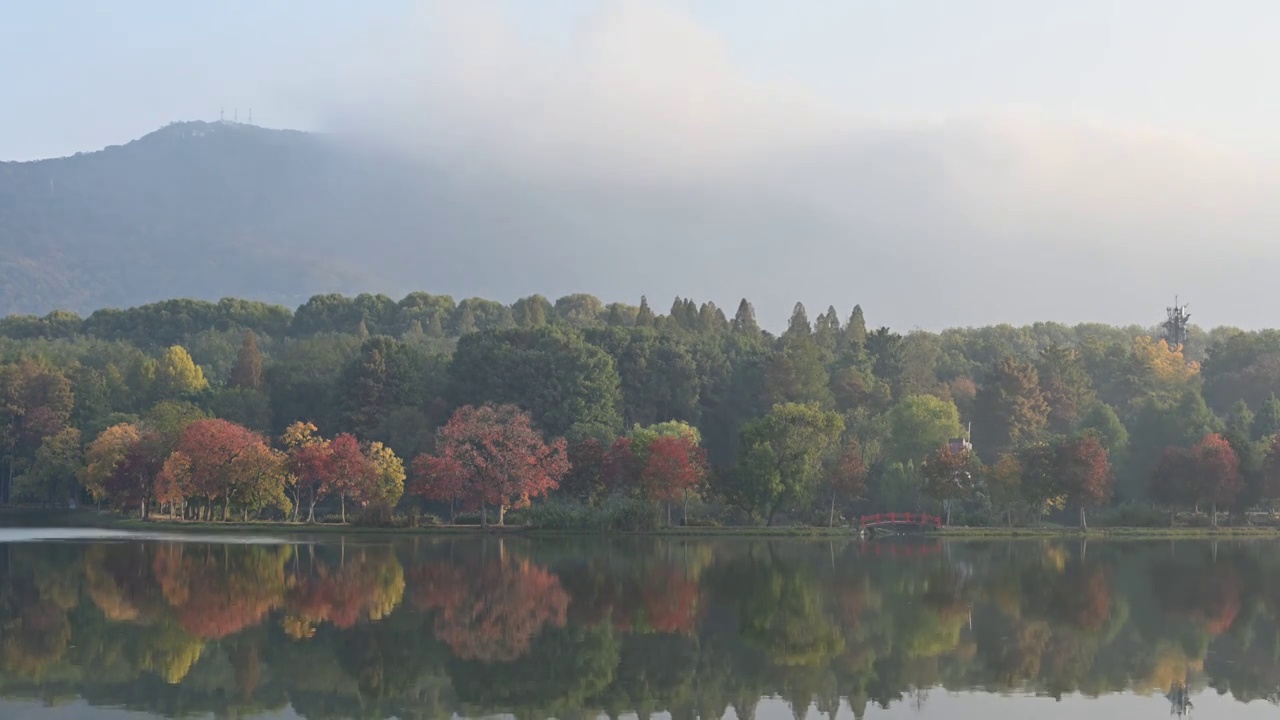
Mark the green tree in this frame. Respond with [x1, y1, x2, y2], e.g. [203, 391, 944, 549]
[783, 303, 811, 339]
[886, 395, 963, 466]
[974, 357, 1049, 459]
[14, 428, 82, 506]
[735, 403, 844, 525]
[731, 299, 760, 334]
[1036, 344, 1096, 434]
[1077, 402, 1129, 461]
[450, 327, 623, 437]
[766, 333, 832, 408]
[634, 296, 656, 328]
[845, 305, 868, 353]
[1253, 394, 1280, 440]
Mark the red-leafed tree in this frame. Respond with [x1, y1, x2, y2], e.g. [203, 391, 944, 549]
[602, 437, 642, 497]
[1191, 433, 1241, 528]
[328, 433, 374, 523]
[824, 439, 868, 527]
[1056, 434, 1112, 529]
[557, 438, 610, 506]
[410, 454, 468, 523]
[104, 433, 166, 518]
[640, 435, 707, 526]
[921, 447, 979, 525]
[1150, 445, 1195, 522]
[173, 419, 277, 521]
[282, 422, 332, 523]
[412, 404, 568, 526]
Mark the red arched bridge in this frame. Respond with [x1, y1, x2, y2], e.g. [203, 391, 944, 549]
[860, 512, 943, 532]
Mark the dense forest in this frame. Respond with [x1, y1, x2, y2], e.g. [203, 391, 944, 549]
[0, 538, 1276, 718]
[2, 291, 1280, 527]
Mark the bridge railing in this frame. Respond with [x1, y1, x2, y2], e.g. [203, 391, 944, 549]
[859, 512, 943, 528]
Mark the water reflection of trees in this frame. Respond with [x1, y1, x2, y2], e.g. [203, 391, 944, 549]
[1, 538, 1280, 718]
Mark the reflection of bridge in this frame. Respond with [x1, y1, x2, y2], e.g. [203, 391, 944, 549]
[860, 512, 943, 532]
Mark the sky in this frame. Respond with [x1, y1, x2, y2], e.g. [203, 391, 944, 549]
[3, 1, 1279, 329]
[4, 0, 1277, 161]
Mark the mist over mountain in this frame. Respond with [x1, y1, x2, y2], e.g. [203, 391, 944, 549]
[2, 112, 1276, 331]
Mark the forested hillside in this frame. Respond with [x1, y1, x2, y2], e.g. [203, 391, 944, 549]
[3, 291, 1279, 526]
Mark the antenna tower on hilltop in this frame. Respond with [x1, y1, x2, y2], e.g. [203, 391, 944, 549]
[1163, 296, 1191, 348]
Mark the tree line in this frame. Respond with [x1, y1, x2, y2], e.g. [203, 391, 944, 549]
[6, 290, 1280, 526]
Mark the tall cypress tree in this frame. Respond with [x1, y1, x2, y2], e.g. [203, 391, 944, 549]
[635, 296, 656, 328]
[784, 302, 811, 339]
[732, 299, 759, 334]
[845, 305, 868, 351]
[230, 330, 264, 391]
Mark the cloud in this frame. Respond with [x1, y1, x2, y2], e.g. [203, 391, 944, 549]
[302, 0, 1280, 330]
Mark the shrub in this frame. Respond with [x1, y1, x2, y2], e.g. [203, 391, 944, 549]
[1093, 502, 1171, 528]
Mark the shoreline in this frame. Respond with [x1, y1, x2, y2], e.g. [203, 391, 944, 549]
[4, 510, 1280, 539]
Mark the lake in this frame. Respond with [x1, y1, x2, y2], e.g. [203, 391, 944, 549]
[0, 532, 1276, 719]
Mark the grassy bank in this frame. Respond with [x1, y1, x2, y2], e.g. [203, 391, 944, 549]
[5, 509, 1280, 539]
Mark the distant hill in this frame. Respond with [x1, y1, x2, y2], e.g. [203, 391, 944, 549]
[0, 121, 403, 315]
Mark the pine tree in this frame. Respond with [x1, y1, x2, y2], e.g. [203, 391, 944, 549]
[426, 313, 445, 338]
[229, 330, 265, 391]
[974, 357, 1050, 459]
[814, 305, 841, 353]
[635, 296, 655, 328]
[845, 305, 868, 351]
[732, 299, 759, 334]
[1253, 394, 1280, 440]
[606, 303, 629, 327]
[403, 320, 427, 343]
[784, 302, 811, 339]
[356, 319, 371, 340]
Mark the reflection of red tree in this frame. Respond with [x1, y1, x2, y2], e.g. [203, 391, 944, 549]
[152, 545, 286, 639]
[1058, 565, 1111, 631]
[1155, 562, 1243, 636]
[284, 549, 404, 635]
[640, 567, 702, 634]
[411, 554, 569, 662]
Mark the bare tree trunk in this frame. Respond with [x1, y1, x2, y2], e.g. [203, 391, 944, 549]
[1079, 506, 1087, 530]
[498, 504, 506, 526]
[449, 497, 456, 524]
[341, 493, 347, 523]
[481, 504, 488, 528]
[829, 493, 837, 528]
[1211, 503, 1218, 529]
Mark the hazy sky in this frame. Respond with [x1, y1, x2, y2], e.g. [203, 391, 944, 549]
[4, 1, 1279, 329]
[4, 0, 1277, 161]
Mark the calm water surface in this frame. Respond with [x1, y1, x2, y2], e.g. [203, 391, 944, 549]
[0, 532, 1276, 719]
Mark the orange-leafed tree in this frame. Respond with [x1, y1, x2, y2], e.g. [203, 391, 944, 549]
[1056, 434, 1112, 529]
[80, 423, 142, 506]
[412, 404, 568, 526]
[640, 435, 707, 526]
